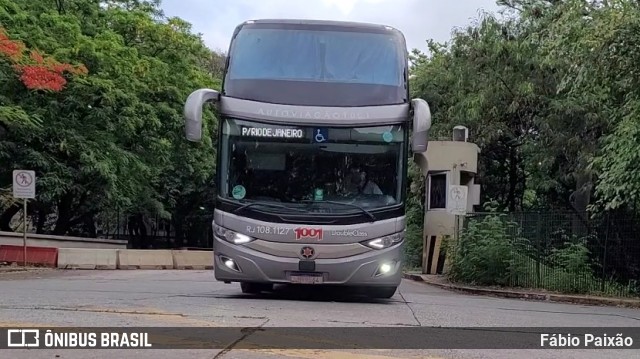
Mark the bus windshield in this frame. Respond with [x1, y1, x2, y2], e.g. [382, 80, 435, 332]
[219, 118, 406, 214]
[223, 24, 408, 106]
[228, 28, 403, 86]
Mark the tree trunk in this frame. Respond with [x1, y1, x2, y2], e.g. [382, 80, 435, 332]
[507, 146, 518, 211]
[53, 193, 74, 235]
[36, 206, 48, 234]
[570, 170, 593, 236]
[137, 214, 149, 248]
[128, 215, 139, 248]
[173, 212, 184, 248]
[83, 213, 97, 238]
[519, 159, 528, 208]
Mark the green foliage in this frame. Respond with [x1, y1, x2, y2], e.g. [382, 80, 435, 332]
[410, 0, 640, 215]
[0, 0, 219, 242]
[446, 213, 525, 286]
[545, 237, 598, 294]
[403, 158, 425, 268]
[407, 0, 640, 289]
[446, 212, 636, 296]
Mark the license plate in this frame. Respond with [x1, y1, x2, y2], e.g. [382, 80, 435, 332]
[290, 273, 323, 284]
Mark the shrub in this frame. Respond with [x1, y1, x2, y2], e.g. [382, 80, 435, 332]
[445, 205, 528, 286]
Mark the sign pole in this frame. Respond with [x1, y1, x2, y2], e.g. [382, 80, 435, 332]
[447, 184, 468, 248]
[23, 199, 27, 267]
[13, 169, 36, 267]
[454, 214, 459, 242]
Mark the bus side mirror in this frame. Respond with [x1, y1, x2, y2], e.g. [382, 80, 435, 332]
[411, 98, 432, 153]
[184, 88, 220, 142]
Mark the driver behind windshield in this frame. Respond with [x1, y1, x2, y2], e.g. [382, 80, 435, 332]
[342, 167, 383, 196]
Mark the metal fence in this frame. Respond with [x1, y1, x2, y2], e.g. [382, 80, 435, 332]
[97, 212, 213, 250]
[6, 208, 213, 250]
[449, 211, 640, 298]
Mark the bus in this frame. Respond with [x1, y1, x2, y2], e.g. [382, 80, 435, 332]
[183, 19, 431, 298]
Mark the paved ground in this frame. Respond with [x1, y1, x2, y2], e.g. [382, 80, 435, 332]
[0, 269, 638, 358]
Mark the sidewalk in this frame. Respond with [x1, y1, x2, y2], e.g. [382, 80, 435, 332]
[403, 272, 640, 309]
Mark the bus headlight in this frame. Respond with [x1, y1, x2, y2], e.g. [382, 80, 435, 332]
[214, 225, 255, 245]
[362, 232, 404, 249]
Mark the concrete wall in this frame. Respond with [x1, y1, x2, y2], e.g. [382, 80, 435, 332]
[2, 246, 212, 269]
[417, 141, 480, 174]
[0, 231, 127, 249]
[424, 211, 457, 237]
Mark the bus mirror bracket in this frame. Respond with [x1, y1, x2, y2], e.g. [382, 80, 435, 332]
[411, 98, 432, 153]
[184, 88, 220, 142]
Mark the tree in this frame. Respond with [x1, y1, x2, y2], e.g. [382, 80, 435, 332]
[409, 0, 640, 216]
[0, 0, 219, 247]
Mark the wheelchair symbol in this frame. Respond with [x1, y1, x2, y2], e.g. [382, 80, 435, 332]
[315, 129, 327, 143]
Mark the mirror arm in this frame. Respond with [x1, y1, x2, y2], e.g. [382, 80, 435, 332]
[184, 89, 220, 142]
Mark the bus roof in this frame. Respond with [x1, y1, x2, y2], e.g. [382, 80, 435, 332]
[237, 19, 404, 36]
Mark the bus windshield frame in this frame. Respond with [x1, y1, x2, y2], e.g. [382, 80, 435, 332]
[217, 118, 408, 220]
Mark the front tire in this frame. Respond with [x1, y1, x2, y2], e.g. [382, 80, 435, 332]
[367, 286, 397, 299]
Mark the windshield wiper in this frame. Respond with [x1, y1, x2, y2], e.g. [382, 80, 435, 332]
[233, 201, 307, 214]
[301, 200, 377, 222]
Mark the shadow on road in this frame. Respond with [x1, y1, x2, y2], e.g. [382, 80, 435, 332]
[186, 284, 403, 304]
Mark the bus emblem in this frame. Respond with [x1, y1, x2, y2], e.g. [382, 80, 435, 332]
[300, 247, 315, 259]
[294, 228, 323, 240]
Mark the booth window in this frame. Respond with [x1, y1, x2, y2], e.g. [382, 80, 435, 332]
[428, 173, 447, 209]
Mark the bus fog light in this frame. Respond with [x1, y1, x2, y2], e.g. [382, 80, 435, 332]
[220, 256, 241, 272]
[375, 261, 396, 276]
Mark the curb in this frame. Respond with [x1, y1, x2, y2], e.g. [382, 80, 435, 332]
[0, 267, 41, 273]
[402, 273, 640, 308]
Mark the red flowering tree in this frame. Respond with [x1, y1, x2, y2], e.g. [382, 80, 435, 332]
[0, 27, 87, 92]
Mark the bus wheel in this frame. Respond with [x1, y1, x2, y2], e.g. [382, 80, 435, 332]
[368, 286, 397, 299]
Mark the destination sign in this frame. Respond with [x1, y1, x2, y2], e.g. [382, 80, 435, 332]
[240, 126, 305, 139]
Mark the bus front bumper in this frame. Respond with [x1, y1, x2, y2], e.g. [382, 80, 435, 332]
[213, 236, 403, 287]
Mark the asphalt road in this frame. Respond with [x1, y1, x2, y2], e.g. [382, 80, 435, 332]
[0, 269, 638, 358]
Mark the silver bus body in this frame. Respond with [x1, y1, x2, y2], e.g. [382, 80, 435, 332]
[183, 19, 431, 298]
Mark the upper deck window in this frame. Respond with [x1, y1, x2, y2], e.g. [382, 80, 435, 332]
[223, 23, 408, 107]
[228, 29, 403, 86]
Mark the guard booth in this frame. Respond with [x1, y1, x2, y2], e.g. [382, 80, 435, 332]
[414, 126, 481, 274]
